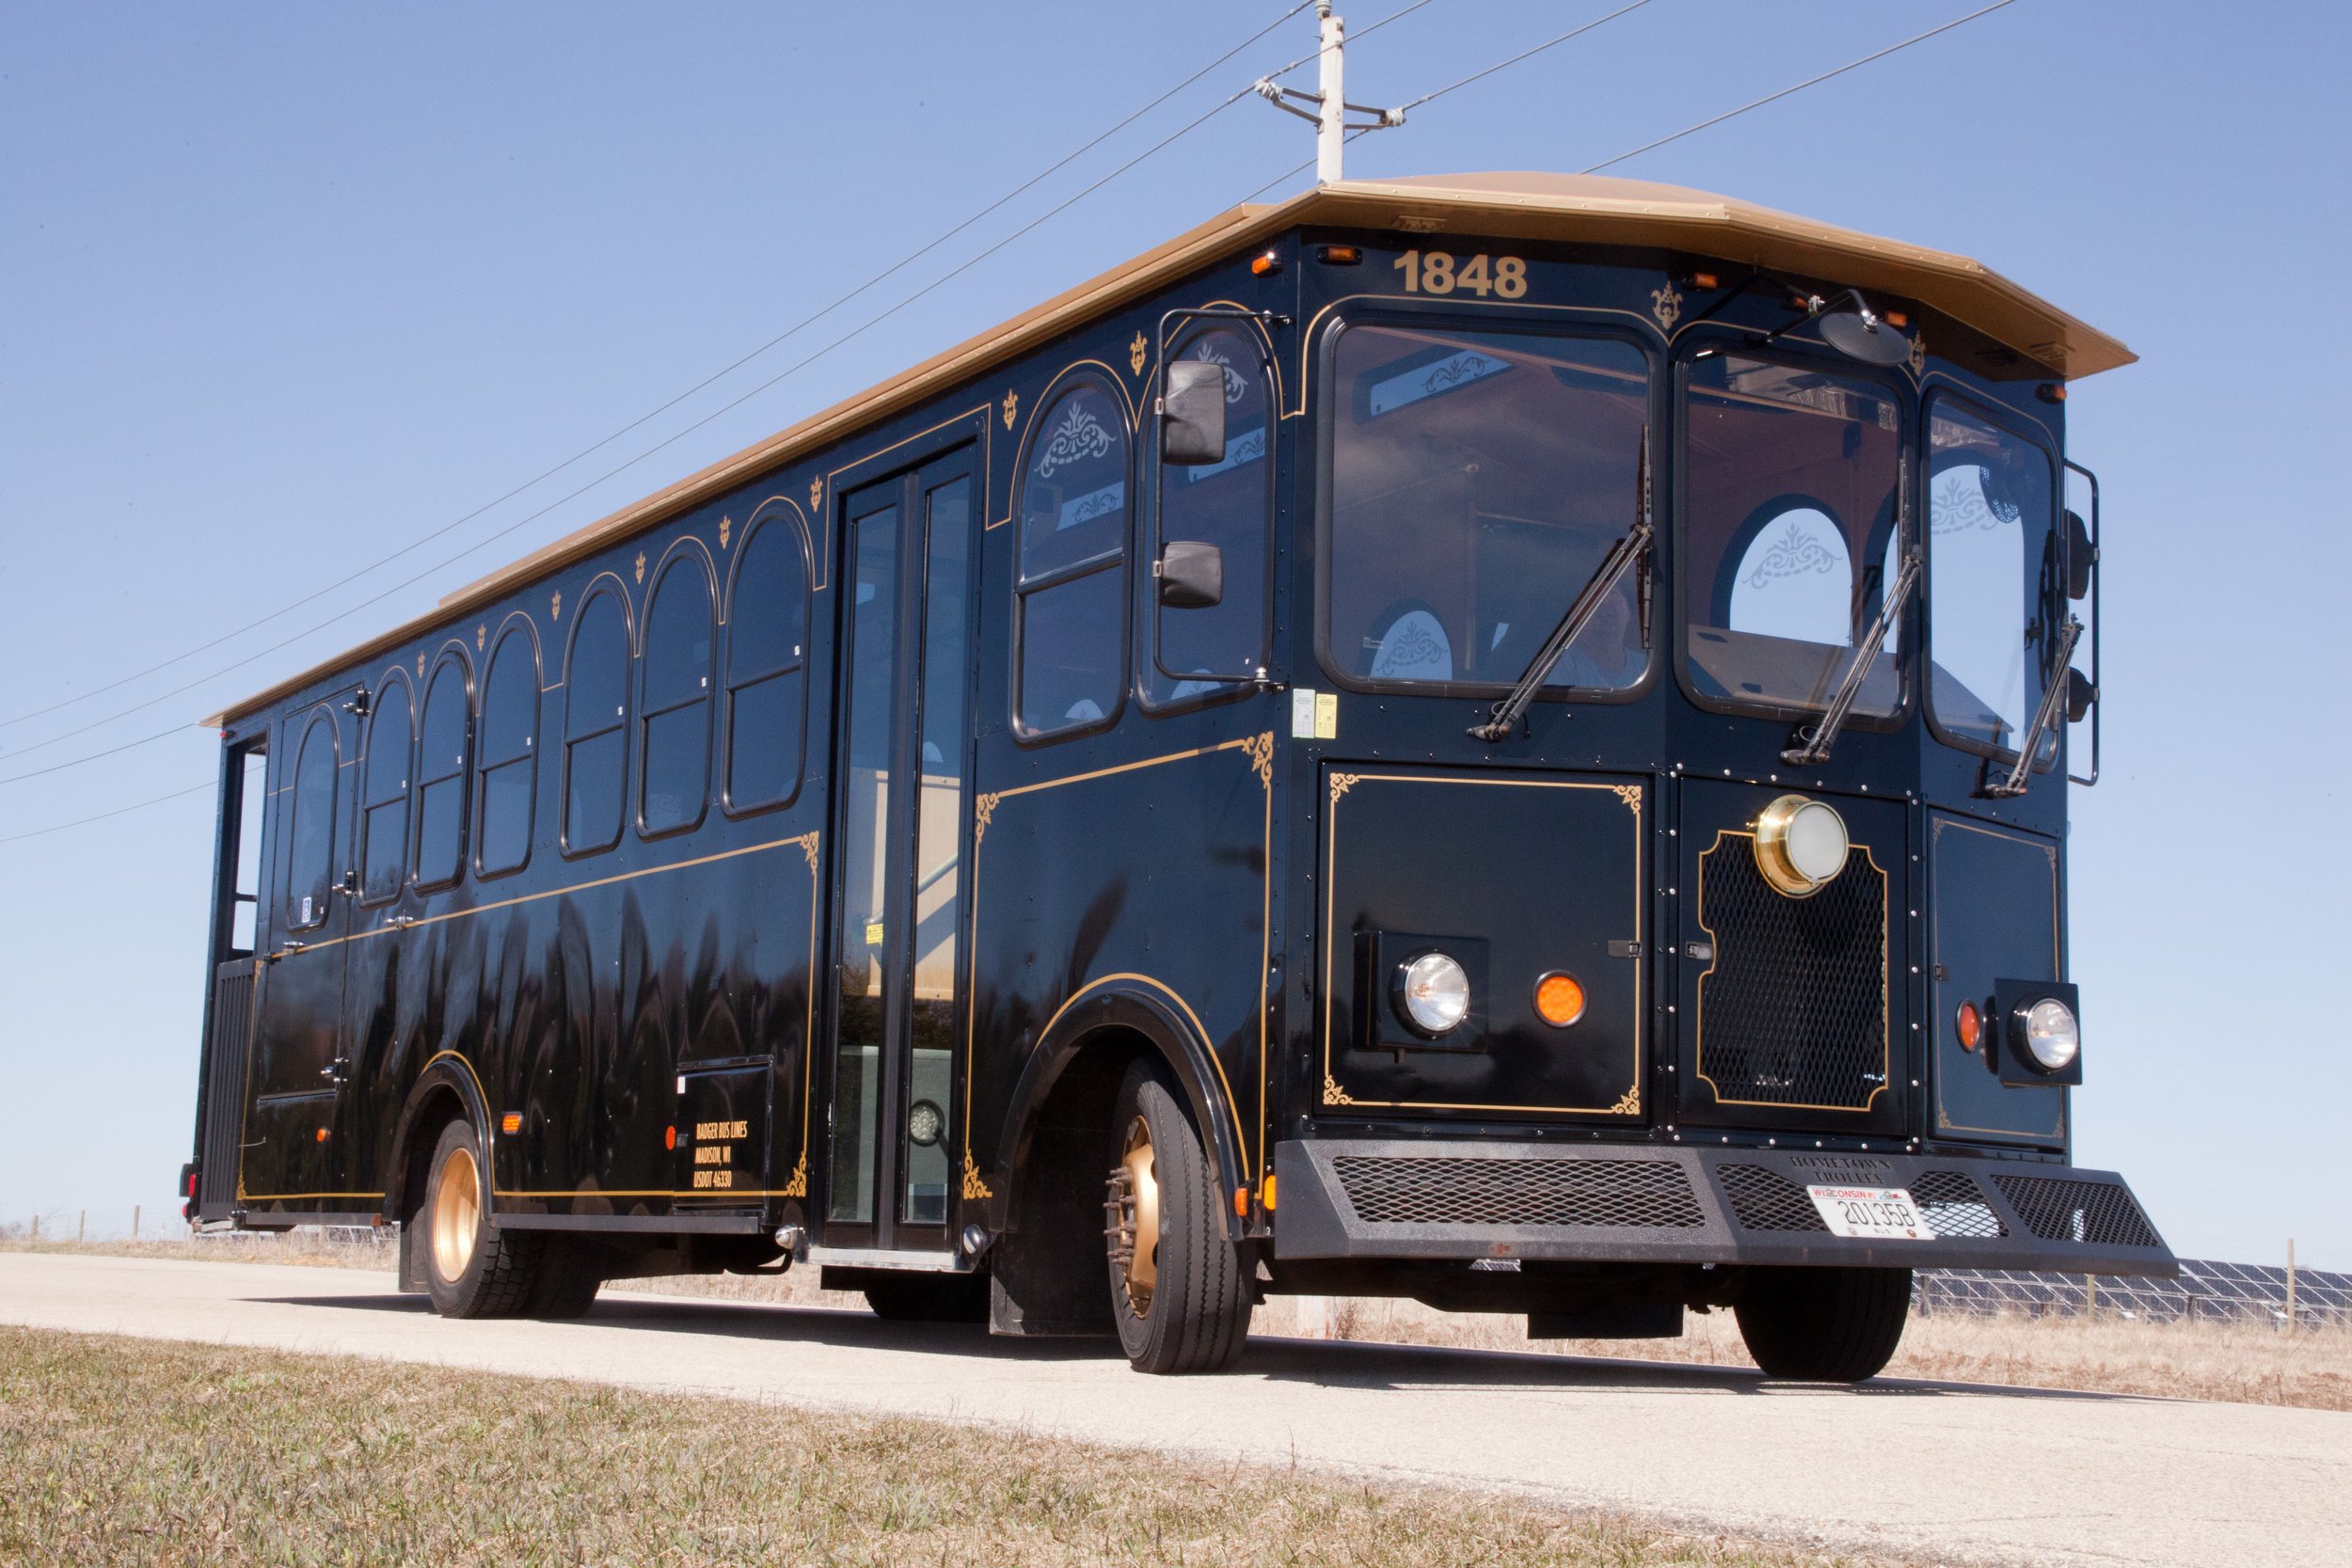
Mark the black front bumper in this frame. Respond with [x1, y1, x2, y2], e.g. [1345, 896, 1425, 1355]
[1273, 1139, 2175, 1275]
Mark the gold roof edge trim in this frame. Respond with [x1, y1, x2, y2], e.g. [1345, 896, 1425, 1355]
[205, 172, 2128, 726]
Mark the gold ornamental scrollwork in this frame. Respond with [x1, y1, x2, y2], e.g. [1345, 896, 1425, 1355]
[634, 550, 646, 585]
[1908, 331, 1928, 376]
[793, 831, 820, 873]
[718, 514, 732, 549]
[1651, 280, 1683, 332]
[973, 791, 1001, 846]
[1001, 388, 1019, 430]
[778, 1151, 808, 1199]
[1128, 330, 1148, 376]
[1322, 1072, 1356, 1106]
[549, 589, 562, 622]
[1609, 1085, 1641, 1117]
[808, 476, 823, 513]
[1243, 731, 1275, 790]
[415, 652, 424, 678]
[1611, 784, 1642, 814]
[961, 1151, 994, 1200]
[475, 624, 485, 652]
[1328, 772, 1359, 804]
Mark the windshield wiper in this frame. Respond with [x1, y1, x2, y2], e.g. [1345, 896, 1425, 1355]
[1784, 455, 1917, 767]
[1469, 431, 1652, 744]
[1980, 614, 2083, 798]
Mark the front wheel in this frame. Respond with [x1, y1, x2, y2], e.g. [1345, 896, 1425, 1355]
[1103, 1062, 1252, 1374]
[1734, 1266, 1911, 1382]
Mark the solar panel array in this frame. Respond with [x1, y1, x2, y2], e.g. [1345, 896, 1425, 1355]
[1915, 1258, 2352, 1326]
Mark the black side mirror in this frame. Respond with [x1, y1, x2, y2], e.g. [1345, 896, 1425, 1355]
[2065, 509, 2094, 600]
[1159, 360, 1227, 466]
[2065, 667, 2095, 723]
[1155, 542, 1223, 609]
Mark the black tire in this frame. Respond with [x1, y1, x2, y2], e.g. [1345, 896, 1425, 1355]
[420, 1118, 544, 1319]
[1104, 1061, 1252, 1374]
[1734, 1266, 1911, 1382]
[528, 1237, 605, 1319]
[863, 1272, 988, 1323]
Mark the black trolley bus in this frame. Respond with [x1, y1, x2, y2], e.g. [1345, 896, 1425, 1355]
[183, 172, 2172, 1377]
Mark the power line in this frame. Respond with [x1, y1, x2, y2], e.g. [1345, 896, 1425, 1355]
[1393, 0, 1655, 114]
[0, 2, 1318, 739]
[1, 61, 1274, 788]
[1581, 0, 2018, 173]
[0, 779, 213, 847]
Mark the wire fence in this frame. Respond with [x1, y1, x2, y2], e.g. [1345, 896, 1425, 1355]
[1915, 1258, 2352, 1328]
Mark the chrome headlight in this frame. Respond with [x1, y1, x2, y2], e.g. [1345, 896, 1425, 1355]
[1753, 793, 1850, 897]
[1396, 952, 1471, 1037]
[2018, 998, 2080, 1072]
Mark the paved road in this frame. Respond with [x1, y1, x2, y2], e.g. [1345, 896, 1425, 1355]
[4, 1253, 2344, 1567]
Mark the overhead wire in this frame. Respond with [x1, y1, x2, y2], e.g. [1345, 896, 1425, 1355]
[0, 1, 1318, 738]
[0, 26, 1307, 787]
[0, 779, 215, 847]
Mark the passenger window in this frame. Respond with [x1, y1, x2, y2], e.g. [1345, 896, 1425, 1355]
[640, 554, 714, 836]
[1152, 327, 1271, 700]
[413, 656, 471, 889]
[476, 624, 538, 876]
[358, 678, 414, 903]
[285, 713, 338, 929]
[724, 515, 809, 812]
[563, 589, 631, 855]
[1016, 381, 1128, 735]
[1928, 397, 2055, 754]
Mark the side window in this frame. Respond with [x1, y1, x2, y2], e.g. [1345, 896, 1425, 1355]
[1015, 380, 1128, 736]
[640, 553, 715, 836]
[1928, 397, 2056, 754]
[476, 624, 539, 877]
[563, 588, 631, 855]
[724, 515, 809, 813]
[358, 677, 414, 903]
[1152, 326, 1272, 700]
[413, 655, 471, 889]
[285, 713, 338, 929]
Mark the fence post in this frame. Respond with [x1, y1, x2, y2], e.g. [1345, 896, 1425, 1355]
[2084, 1274, 2095, 1321]
[132, 1204, 140, 1241]
[77, 1211, 86, 1243]
[28, 1214, 37, 1243]
[2285, 1239, 2296, 1329]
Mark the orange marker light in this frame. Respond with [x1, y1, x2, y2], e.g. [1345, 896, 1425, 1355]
[1883, 310, 1910, 327]
[1261, 1174, 1278, 1212]
[1316, 244, 1361, 265]
[314, 1127, 329, 1144]
[1691, 271, 1719, 289]
[501, 1112, 522, 1134]
[1250, 249, 1283, 277]
[1233, 1188, 1249, 1218]
[1534, 973, 1586, 1028]
[1956, 999, 1982, 1053]
[664, 1125, 677, 1150]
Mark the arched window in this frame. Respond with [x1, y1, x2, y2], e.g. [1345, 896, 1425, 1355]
[413, 654, 471, 889]
[359, 675, 414, 903]
[724, 514, 809, 813]
[1152, 326, 1272, 701]
[640, 553, 714, 837]
[1015, 380, 1128, 736]
[285, 711, 338, 929]
[563, 587, 631, 855]
[475, 623, 539, 877]
[1728, 505, 1855, 645]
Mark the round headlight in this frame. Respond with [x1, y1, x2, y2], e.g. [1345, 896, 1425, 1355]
[1396, 952, 1471, 1037]
[1754, 794, 1850, 897]
[2019, 998, 2079, 1072]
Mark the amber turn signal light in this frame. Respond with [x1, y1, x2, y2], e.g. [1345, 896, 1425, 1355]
[1316, 244, 1361, 265]
[1956, 998, 1982, 1053]
[1534, 972, 1587, 1028]
[501, 1112, 522, 1134]
[1250, 249, 1283, 277]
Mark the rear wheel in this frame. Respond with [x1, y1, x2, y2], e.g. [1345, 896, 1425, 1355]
[1103, 1062, 1251, 1374]
[1734, 1266, 1911, 1382]
[421, 1118, 542, 1319]
[528, 1237, 605, 1319]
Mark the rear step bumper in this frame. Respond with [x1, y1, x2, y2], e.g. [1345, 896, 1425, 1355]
[1272, 1139, 2175, 1275]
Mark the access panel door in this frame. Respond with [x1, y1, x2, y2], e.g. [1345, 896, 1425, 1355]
[241, 689, 362, 1209]
[823, 452, 976, 1250]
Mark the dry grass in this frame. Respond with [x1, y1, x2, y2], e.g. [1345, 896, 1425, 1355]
[12, 1232, 2348, 1412]
[0, 1326, 1903, 1568]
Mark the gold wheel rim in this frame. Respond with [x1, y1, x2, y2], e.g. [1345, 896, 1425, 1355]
[1106, 1116, 1160, 1318]
[430, 1143, 480, 1284]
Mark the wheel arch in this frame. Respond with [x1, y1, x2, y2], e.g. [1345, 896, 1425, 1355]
[382, 1051, 495, 1223]
[993, 979, 1248, 1241]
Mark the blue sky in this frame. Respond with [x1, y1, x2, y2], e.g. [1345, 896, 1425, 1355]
[4, 1, 2344, 1267]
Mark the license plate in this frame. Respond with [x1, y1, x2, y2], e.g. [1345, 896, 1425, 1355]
[1806, 1184, 1934, 1240]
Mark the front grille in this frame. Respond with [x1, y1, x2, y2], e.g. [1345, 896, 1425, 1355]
[1697, 838, 1888, 1111]
[1333, 1156, 1706, 1229]
[1718, 1164, 1829, 1232]
[1911, 1170, 2006, 1240]
[1994, 1176, 2162, 1249]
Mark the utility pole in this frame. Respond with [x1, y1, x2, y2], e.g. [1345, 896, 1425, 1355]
[1255, 5, 1404, 186]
